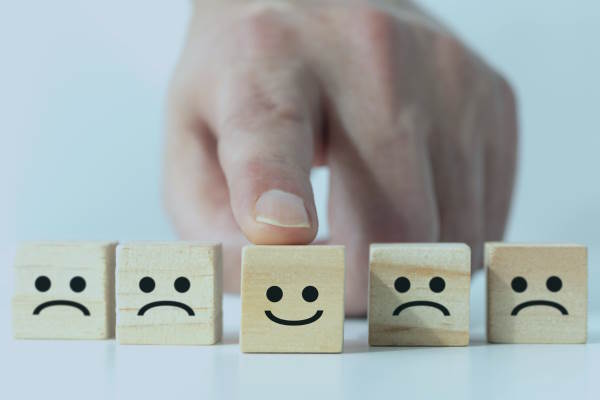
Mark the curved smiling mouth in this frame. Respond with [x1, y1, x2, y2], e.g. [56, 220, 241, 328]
[264, 310, 323, 326]
[138, 301, 195, 316]
[33, 300, 90, 316]
[511, 300, 568, 316]
[393, 301, 450, 316]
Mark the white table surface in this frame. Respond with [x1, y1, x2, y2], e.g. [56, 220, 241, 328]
[1, 248, 598, 400]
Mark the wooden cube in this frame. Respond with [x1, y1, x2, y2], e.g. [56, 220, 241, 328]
[369, 243, 470, 346]
[116, 242, 222, 345]
[241, 245, 345, 353]
[486, 243, 587, 343]
[12, 241, 117, 339]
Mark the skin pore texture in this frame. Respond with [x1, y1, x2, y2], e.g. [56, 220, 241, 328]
[164, 0, 518, 316]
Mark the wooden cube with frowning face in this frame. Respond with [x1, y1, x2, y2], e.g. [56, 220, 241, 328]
[116, 242, 222, 345]
[486, 243, 587, 343]
[12, 242, 117, 339]
[241, 245, 345, 353]
[369, 243, 470, 346]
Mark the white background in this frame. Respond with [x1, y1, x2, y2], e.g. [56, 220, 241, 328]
[1, 1, 599, 399]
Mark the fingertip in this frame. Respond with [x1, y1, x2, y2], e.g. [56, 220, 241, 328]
[249, 224, 317, 245]
[240, 188, 318, 245]
[255, 189, 311, 229]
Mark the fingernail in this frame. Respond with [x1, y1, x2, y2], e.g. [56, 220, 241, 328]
[255, 189, 311, 228]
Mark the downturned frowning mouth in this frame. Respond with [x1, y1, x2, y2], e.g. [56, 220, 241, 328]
[138, 301, 195, 316]
[393, 301, 450, 316]
[511, 300, 568, 316]
[33, 300, 90, 316]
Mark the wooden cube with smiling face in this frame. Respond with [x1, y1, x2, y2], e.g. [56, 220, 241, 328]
[240, 245, 345, 353]
[486, 243, 587, 344]
[368, 243, 471, 346]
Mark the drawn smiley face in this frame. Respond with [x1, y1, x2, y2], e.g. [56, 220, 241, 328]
[136, 276, 195, 316]
[264, 285, 323, 325]
[240, 245, 345, 353]
[392, 276, 451, 316]
[32, 275, 90, 316]
[509, 275, 568, 315]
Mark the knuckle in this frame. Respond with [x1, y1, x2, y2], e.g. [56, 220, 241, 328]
[221, 79, 308, 132]
[497, 74, 517, 117]
[435, 34, 470, 70]
[350, 7, 397, 65]
[225, 151, 310, 184]
[492, 73, 518, 147]
[432, 34, 482, 103]
[223, 99, 306, 134]
[434, 34, 475, 89]
[345, 7, 400, 123]
[245, 85, 305, 124]
[233, 3, 296, 55]
[352, 7, 396, 42]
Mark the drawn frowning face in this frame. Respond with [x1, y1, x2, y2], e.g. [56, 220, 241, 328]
[486, 243, 587, 343]
[32, 275, 90, 316]
[135, 276, 195, 316]
[508, 275, 568, 316]
[116, 242, 222, 345]
[12, 241, 116, 340]
[391, 276, 451, 316]
[368, 243, 471, 347]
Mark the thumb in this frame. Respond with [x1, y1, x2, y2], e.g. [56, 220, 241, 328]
[212, 66, 320, 244]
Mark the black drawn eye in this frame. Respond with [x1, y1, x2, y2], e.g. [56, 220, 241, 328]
[302, 286, 319, 302]
[266, 285, 283, 302]
[139, 276, 155, 293]
[511, 276, 527, 293]
[35, 276, 51, 292]
[70, 276, 86, 292]
[174, 277, 190, 293]
[546, 276, 562, 292]
[394, 277, 410, 293]
[429, 277, 446, 293]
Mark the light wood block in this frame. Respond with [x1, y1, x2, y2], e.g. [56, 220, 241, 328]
[369, 243, 470, 346]
[241, 245, 345, 353]
[12, 241, 117, 339]
[486, 243, 587, 343]
[116, 242, 222, 345]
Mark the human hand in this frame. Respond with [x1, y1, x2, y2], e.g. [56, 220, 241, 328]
[164, 0, 517, 315]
